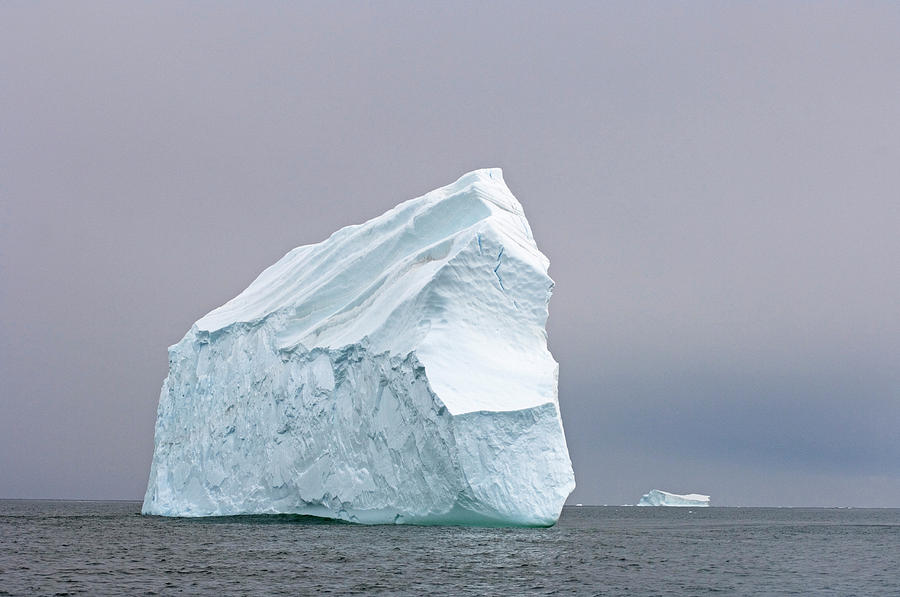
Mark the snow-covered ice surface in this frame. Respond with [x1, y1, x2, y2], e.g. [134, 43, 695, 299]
[637, 490, 711, 507]
[142, 168, 575, 526]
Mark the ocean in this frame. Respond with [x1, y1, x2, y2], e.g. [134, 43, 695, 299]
[1, 500, 897, 595]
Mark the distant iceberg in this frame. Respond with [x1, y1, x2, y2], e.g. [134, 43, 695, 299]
[637, 490, 710, 507]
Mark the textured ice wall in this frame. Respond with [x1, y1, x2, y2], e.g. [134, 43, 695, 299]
[143, 169, 575, 525]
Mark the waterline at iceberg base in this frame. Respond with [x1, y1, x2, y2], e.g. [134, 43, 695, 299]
[142, 169, 575, 526]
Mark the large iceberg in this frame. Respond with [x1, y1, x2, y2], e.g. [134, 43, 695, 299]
[142, 168, 575, 526]
[637, 490, 711, 507]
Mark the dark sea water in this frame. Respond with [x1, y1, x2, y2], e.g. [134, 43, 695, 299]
[1, 501, 897, 596]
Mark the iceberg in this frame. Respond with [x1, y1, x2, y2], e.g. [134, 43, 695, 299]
[142, 168, 575, 526]
[637, 490, 710, 507]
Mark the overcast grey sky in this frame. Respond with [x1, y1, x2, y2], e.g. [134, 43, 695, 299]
[2, 2, 898, 506]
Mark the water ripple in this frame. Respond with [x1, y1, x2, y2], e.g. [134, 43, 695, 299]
[1, 501, 898, 595]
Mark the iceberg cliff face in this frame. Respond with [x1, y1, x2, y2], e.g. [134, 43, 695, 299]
[142, 168, 575, 526]
[637, 490, 711, 507]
